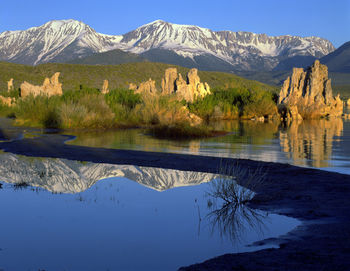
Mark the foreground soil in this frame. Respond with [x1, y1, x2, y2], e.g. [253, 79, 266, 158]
[0, 134, 350, 270]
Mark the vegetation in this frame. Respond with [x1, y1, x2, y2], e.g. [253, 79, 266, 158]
[0, 61, 280, 138]
[189, 87, 277, 121]
[0, 61, 277, 93]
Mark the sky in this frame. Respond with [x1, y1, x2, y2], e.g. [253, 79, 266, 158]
[1, 0, 349, 48]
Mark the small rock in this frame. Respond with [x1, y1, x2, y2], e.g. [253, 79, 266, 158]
[7, 78, 14, 92]
[101, 80, 109, 94]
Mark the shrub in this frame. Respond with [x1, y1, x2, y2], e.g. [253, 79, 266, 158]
[105, 88, 141, 110]
[190, 87, 277, 120]
[14, 95, 62, 127]
[59, 94, 115, 129]
[132, 95, 187, 125]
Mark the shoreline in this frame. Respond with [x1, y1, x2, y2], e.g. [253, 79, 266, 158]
[0, 134, 350, 270]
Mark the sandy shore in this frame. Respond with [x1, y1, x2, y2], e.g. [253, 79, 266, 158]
[1, 134, 350, 270]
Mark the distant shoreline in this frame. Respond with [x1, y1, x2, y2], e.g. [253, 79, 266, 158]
[0, 134, 350, 270]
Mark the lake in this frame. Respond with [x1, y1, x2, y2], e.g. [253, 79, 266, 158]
[0, 153, 300, 271]
[0, 117, 348, 270]
[66, 118, 350, 175]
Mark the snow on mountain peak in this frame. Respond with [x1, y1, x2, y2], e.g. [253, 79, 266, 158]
[0, 19, 335, 71]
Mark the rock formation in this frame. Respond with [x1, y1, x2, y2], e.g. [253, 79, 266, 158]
[130, 78, 157, 95]
[20, 72, 63, 98]
[0, 96, 15, 107]
[278, 60, 343, 119]
[101, 80, 109, 94]
[128, 68, 211, 102]
[161, 68, 211, 102]
[161, 68, 178, 95]
[7, 78, 14, 92]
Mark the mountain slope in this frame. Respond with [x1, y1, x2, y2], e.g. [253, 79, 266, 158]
[0, 61, 278, 94]
[0, 19, 122, 65]
[69, 49, 147, 65]
[117, 20, 334, 71]
[0, 19, 335, 71]
[320, 41, 350, 73]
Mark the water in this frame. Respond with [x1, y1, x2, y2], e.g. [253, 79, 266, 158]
[0, 154, 300, 271]
[66, 119, 350, 175]
[2, 117, 350, 174]
[0, 117, 346, 269]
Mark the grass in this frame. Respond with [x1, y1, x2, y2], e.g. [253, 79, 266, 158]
[0, 61, 277, 94]
[208, 162, 267, 205]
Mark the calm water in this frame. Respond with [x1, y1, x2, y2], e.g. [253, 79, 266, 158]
[66, 119, 350, 175]
[0, 117, 346, 270]
[0, 154, 300, 271]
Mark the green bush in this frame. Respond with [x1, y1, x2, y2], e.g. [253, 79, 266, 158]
[59, 94, 115, 129]
[189, 87, 277, 120]
[14, 95, 61, 127]
[105, 88, 141, 110]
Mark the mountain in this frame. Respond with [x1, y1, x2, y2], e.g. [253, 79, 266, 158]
[0, 19, 335, 71]
[69, 48, 147, 65]
[0, 19, 121, 65]
[320, 41, 350, 73]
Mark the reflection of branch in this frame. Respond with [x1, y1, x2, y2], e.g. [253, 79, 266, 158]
[206, 201, 267, 243]
[206, 166, 268, 243]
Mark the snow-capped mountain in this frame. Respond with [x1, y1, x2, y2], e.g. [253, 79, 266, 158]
[0, 19, 335, 71]
[0, 19, 121, 65]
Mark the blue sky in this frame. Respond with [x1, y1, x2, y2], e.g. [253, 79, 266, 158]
[1, 0, 349, 47]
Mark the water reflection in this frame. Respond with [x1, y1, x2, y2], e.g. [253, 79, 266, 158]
[76, 119, 350, 172]
[205, 174, 268, 243]
[280, 119, 343, 168]
[0, 154, 301, 270]
[207, 201, 268, 243]
[0, 152, 216, 193]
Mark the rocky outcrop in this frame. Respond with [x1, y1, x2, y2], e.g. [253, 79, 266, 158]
[278, 60, 343, 119]
[161, 68, 178, 95]
[20, 72, 63, 98]
[101, 80, 109, 94]
[161, 68, 211, 102]
[128, 68, 211, 102]
[130, 78, 157, 95]
[0, 95, 15, 107]
[7, 78, 14, 92]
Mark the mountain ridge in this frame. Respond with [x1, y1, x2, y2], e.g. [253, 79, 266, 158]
[0, 19, 335, 71]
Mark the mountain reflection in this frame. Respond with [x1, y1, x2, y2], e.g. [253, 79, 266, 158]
[0, 153, 216, 193]
[279, 119, 343, 167]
